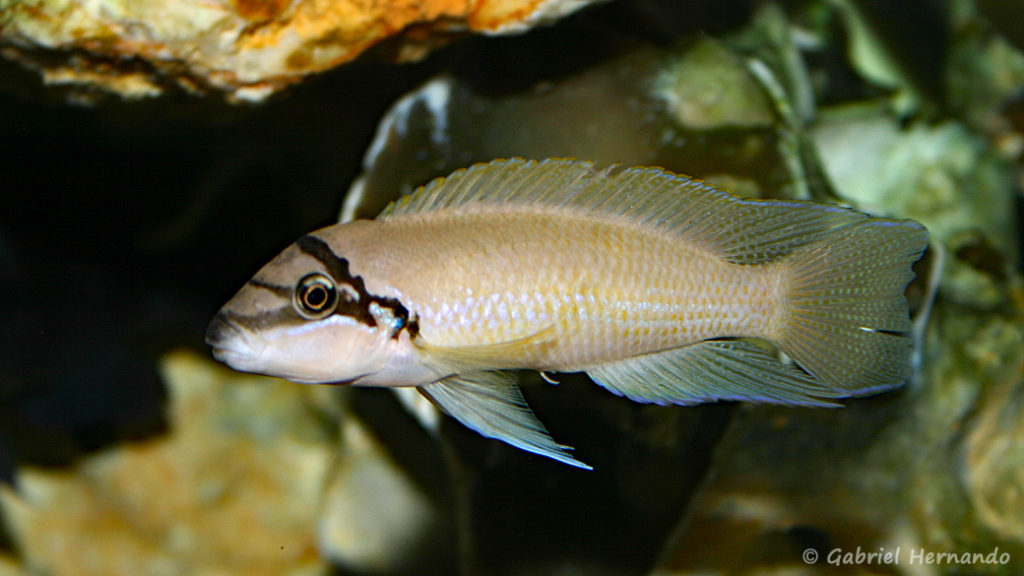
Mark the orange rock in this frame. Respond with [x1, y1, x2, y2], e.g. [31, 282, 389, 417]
[0, 0, 603, 102]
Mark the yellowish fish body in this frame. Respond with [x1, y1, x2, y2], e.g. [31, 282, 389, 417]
[207, 159, 928, 468]
[332, 210, 781, 369]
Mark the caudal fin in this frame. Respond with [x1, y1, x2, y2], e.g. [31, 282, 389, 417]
[776, 218, 928, 396]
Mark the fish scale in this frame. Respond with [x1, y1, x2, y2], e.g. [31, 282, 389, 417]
[340, 210, 781, 370]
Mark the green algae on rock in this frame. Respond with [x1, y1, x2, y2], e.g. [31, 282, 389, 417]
[652, 38, 776, 130]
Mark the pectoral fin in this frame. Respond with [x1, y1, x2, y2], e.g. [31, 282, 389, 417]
[587, 339, 842, 407]
[413, 325, 557, 370]
[418, 371, 591, 470]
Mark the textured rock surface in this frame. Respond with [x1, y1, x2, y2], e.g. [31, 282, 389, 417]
[0, 350, 450, 576]
[342, 39, 803, 222]
[0, 0, 602, 102]
[0, 351, 336, 576]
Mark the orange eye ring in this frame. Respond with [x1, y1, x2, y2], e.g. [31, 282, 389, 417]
[294, 274, 338, 319]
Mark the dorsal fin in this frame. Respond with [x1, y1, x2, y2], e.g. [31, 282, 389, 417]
[378, 158, 869, 264]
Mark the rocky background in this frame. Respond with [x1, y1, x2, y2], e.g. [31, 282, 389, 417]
[1, 0, 1023, 575]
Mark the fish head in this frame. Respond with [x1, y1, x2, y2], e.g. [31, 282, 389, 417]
[206, 229, 413, 385]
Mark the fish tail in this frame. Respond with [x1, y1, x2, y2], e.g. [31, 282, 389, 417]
[774, 218, 928, 395]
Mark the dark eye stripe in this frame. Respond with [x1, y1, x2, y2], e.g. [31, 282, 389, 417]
[296, 236, 372, 299]
[297, 235, 417, 339]
[220, 307, 305, 331]
[247, 278, 292, 297]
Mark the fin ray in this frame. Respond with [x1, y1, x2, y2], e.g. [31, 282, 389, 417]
[413, 325, 556, 370]
[776, 218, 928, 394]
[379, 158, 873, 264]
[587, 339, 841, 407]
[418, 372, 591, 469]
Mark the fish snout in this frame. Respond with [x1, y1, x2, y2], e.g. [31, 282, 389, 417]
[205, 312, 263, 366]
[205, 311, 236, 347]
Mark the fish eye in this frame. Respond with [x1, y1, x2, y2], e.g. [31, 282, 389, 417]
[294, 274, 338, 319]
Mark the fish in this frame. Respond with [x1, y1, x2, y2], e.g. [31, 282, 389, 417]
[206, 158, 928, 469]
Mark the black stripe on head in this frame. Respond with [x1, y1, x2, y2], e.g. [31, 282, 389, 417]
[247, 278, 292, 297]
[218, 307, 306, 332]
[297, 235, 415, 338]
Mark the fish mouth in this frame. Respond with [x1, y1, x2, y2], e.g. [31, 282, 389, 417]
[205, 312, 264, 367]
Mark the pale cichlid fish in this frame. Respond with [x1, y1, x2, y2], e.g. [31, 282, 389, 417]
[206, 158, 928, 469]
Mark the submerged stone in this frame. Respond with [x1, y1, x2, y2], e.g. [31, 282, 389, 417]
[1, 350, 334, 575]
[0, 0, 606, 102]
[652, 38, 776, 130]
[0, 351, 447, 576]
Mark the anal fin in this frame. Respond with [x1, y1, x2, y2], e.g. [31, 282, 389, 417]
[587, 339, 842, 407]
[418, 371, 591, 470]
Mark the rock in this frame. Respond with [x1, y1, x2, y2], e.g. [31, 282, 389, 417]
[0, 0, 605, 102]
[0, 350, 449, 576]
[0, 350, 335, 576]
[342, 39, 807, 222]
[961, 312, 1024, 544]
[814, 105, 1017, 311]
[318, 418, 445, 574]
[0, 556, 27, 576]
[652, 38, 776, 130]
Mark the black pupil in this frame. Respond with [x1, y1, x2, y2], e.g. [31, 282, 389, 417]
[305, 284, 329, 309]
